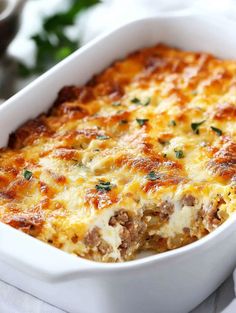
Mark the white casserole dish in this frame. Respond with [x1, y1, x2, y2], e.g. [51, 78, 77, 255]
[1, 13, 236, 313]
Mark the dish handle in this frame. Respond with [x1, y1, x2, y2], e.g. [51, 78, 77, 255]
[0, 223, 102, 282]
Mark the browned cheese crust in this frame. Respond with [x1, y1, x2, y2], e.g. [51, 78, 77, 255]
[1, 44, 236, 262]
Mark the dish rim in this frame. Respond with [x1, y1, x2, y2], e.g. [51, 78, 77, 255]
[1, 12, 236, 275]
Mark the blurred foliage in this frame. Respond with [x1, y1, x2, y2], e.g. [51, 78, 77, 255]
[19, 0, 100, 77]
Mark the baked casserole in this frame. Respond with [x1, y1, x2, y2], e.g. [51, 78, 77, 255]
[1, 44, 236, 262]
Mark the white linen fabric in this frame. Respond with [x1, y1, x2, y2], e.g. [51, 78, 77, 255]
[3, 0, 236, 312]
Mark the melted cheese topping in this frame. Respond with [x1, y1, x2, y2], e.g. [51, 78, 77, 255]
[1, 44, 236, 262]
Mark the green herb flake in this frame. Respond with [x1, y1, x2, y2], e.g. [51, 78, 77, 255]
[95, 181, 112, 192]
[17, 0, 100, 77]
[131, 97, 151, 106]
[136, 118, 149, 127]
[146, 171, 160, 181]
[211, 126, 223, 136]
[191, 90, 198, 96]
[23, 170, 33, 180]
[131, 97, 141, 105]
[112, 101, 121, 107]
[168, 120, 177, 127]
[96, 135, 110, 140]
[191, 120, 205, 134]
[174, 149, 184, 159]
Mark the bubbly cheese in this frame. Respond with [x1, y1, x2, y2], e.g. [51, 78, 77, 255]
[0, 44, 236, 262]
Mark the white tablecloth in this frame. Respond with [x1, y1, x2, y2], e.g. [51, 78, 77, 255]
[3, 0, 236, 312]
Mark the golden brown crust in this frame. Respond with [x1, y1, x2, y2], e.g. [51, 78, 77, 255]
[2, 211, 44, 236]
[213, 103, 236, 121]
[208, 140, 236, 180]
[9, 116, 53, 149]
[0, 44, 235, 262]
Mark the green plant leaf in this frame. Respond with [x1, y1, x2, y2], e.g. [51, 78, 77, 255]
[17, 0, 100, 77]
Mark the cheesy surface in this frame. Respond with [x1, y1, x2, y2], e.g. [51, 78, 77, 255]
[1, 44, 236, 262]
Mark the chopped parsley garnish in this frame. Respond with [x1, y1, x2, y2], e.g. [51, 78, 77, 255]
[131, 97, 150, 106]
[23, 170, 33, 180]
[146, 171, 160, 181]
[96, 135, 110, 140]
[136, 118, 149, 127]
[112, 101, 121, 107]
[120, 119, 128, 125]
[211, 126, 222, 136]
[131, 97, 141, 104]
[191, 120, 205, 134]
[168, 120, 177, 127]
[95, 181, 112, 192]
[174, 149, 184, 159]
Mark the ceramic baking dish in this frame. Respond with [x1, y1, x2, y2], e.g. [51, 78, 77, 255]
[1, 13, 236, 313]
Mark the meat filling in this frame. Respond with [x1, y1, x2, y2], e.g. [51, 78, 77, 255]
[83, 193, 227, 261]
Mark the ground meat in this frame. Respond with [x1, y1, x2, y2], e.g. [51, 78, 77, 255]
[202, 196, 226, 231]
[158, 201, 174, 218]
[119, 228, 131, 250]
[109, 210, 129, 226]
[84, 226, 112, 256]
[97, 241, 112, 255]
[182, 194, 196, 206]
[119, 217, 147, 257]
[143, 201, 174, 223]
[183, 227, 190, 234]
[84, 226, 100, 247]
[108, 209, 147, 258]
